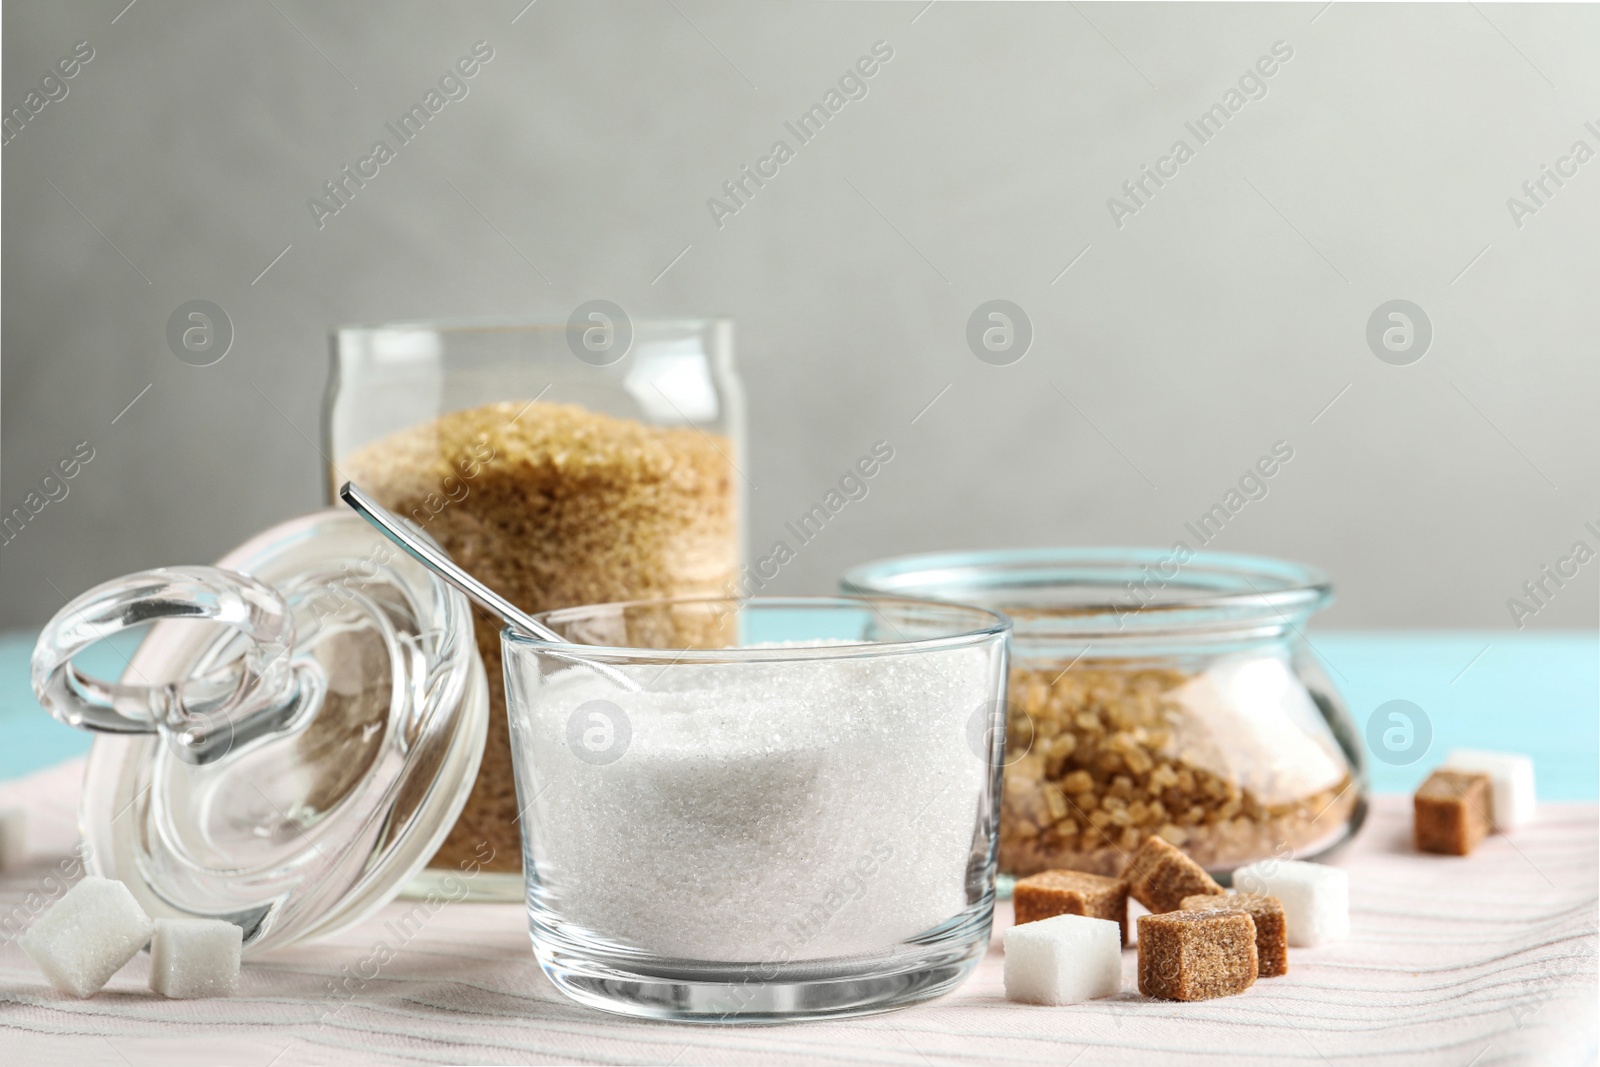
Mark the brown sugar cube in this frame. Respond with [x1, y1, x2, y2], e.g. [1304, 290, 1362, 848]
[1015, 869, 1130, 944]
[1123, 835, 1225, 913]
[1181, 893, 1288, 977]
[1137, 909, 1258, 1001]
[1414, 769, 1493, 855]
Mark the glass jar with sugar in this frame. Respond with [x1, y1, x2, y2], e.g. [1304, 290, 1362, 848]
[326, 316, 744, 898]
[843, 549, 1366, 881]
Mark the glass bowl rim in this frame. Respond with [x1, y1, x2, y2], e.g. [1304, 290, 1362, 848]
[501, 594, 1011, 663]
[840, 547, 1332, 633]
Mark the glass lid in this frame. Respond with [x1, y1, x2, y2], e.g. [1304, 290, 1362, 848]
[31, 510, 488, 955]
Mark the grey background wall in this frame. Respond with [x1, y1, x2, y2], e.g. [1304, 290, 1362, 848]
[2, 1, 1597, 630]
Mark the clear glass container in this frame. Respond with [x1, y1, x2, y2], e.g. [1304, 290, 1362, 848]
[842, 549, 1366, 880]
[325, 317, 743, 895]
[501, 595, 1010, 1022]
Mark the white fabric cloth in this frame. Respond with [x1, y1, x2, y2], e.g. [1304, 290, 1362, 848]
[2, 758, 1595, 1066]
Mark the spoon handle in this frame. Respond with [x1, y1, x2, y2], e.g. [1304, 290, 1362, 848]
[340, 482, 644, 693]
[338, 482, 563, 640]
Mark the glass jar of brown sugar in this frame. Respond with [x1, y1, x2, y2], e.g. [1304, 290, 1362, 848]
[842, 549, 1366, 881]
[327, 316, 743, 897]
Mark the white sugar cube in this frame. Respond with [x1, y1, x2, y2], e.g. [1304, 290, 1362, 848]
[19, 877, 152, 997]
[0, 808, 24, 871]
[1233, 859, 1347, 947]
[148, 918, 243, 999]
[1003, 913, 1123, 1004]
[1443, 749, 1536, 830]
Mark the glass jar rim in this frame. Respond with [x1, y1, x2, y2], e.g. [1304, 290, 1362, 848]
[332, 314, 731, 336]
[840, 548, 1332, 640]
[503, 594, 1010, 662]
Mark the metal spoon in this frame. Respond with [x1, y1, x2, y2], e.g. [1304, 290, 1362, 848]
[339, 482, 641, 691]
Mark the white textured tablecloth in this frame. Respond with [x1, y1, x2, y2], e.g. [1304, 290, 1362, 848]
[2, 758, 1596, 1066]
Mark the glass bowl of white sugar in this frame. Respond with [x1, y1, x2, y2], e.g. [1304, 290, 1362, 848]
[502, 595, 1011, 1022]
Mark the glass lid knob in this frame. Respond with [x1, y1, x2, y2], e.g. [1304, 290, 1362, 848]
[33, 566, 308, 765]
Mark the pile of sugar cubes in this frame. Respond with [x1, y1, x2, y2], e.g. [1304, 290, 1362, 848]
[2, 809, 242, 1001]
[1004, 835, 1348, 1004]
[19, 876, 242, 999]
[1412, 749, 1536, 856]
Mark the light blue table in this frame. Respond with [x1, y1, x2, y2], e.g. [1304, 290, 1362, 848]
[1, 629, 1594, 798]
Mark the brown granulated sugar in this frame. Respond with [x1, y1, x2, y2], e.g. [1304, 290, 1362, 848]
[1182, 893, 1288, 977]
[1138, 909, 1258, 1001]
[1413, 769, 1493, 856]
[1013, 868, 1130, 944]
[343, 400, 737, 872]
[1000, 662, 1358, 877]
[1123, 834, 1224, 914]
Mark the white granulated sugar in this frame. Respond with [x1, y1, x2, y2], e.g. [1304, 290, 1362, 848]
[508, 644, 995, 963]
[148, 918, 243, 999]
[1443, 749, 1536, 830]
[1004, 914, 1123, 1004]
[20, 877, 153, 997]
